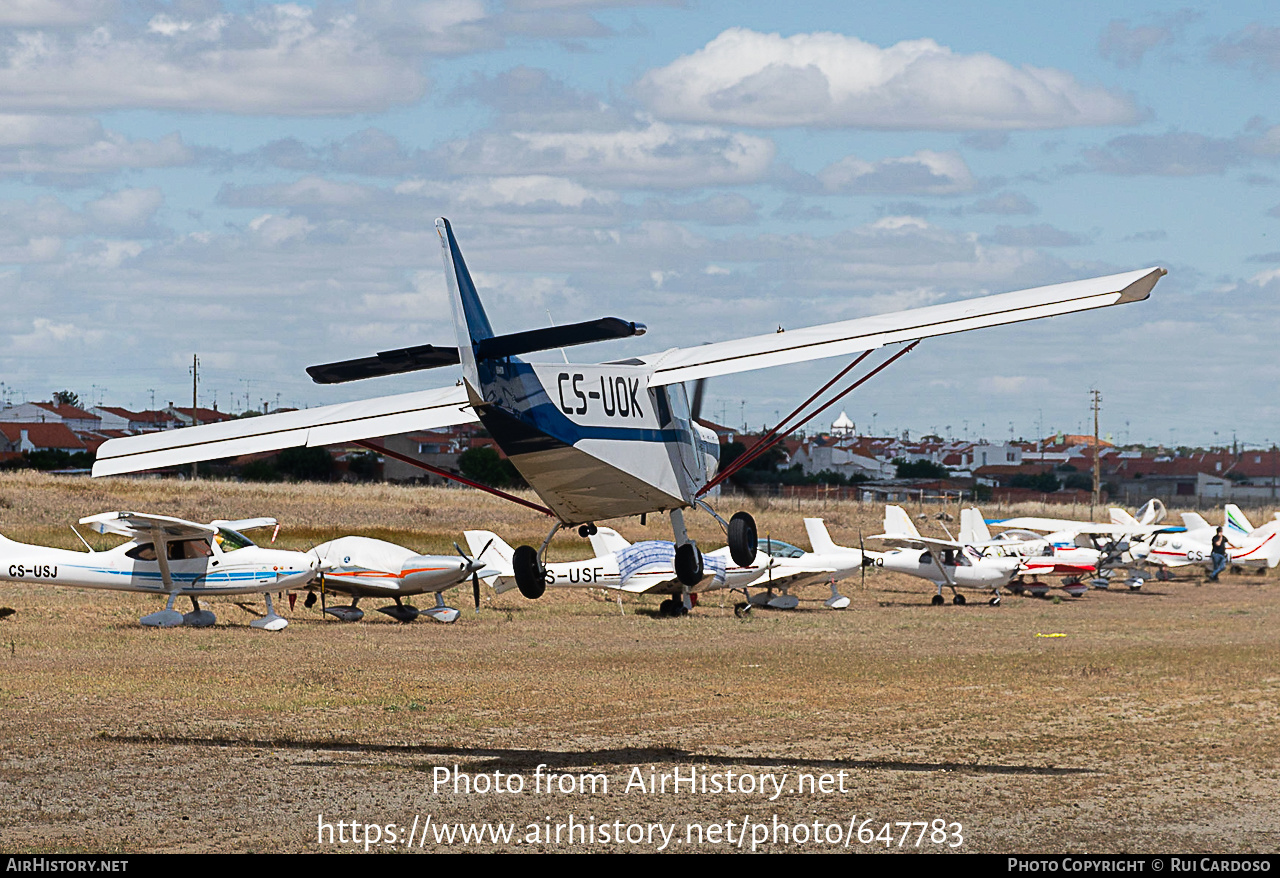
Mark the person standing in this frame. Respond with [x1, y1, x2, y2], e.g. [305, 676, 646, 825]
[1209, 526, 1229, 582]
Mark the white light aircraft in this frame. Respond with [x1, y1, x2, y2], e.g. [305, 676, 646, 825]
[991, 502, 1177, 590]
[871, 506, 1022, 605]
[744, 519, 871, 611]
[464, 527, 778, 616]
[92, 219, 1163, 610]
[307, 536, 487, 623]
[0, 512, 316, 629]
[1142, 505, 1280, 574]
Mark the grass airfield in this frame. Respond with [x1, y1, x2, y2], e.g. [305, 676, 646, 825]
[0, 472, 1277, 853]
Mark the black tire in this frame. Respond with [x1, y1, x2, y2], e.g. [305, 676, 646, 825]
[728, 511, 758, 567]
[513, 545, 546, 599]
[734, 602, 751, 618]
[989, 595, 1001, 607]
[953, 594, 966, 606]
[675, 542, 703, 586]
[930, 594, 945, 606]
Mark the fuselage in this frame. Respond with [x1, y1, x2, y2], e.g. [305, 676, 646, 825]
[0, 533, 315, 596]
[311, 536, 473, 598]
[879, 546, 1021, 588]
[468, 359, 719, 524]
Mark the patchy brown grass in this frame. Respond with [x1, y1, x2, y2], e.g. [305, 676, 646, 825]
[0, 473, 1277, 853]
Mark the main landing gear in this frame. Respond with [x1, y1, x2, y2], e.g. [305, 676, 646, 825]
[510, 506, 758, 599]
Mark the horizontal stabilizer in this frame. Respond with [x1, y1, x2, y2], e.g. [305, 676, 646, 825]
[307, 344, 461, 385]
[92, 385, 476, 476]
[474, 317, 645, 361]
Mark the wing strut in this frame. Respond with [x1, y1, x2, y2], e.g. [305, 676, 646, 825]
[698, 340, 920, 496]
[353, 440, 554, 517]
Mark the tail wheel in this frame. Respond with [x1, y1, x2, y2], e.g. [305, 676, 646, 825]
[728, 511, 758, 566]
[675, 542, 704, 586]
[512, 545, 546, 599]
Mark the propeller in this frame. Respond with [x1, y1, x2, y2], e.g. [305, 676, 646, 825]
[454, 539, 493, 613]
[303, 543, 335, 612]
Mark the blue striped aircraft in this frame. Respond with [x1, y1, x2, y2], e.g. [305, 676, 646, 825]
[93, 219, 1164, 611]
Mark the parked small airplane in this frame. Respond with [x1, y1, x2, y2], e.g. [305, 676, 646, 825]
[992, 502, 1178, 589]
[743, 519, 870, 610]
[0, 512, 316, 629]
[1142, 505, 1280, 574]
[306, 536, 487, 623]
[92, 219, 1162, 611]
[465, 527, 838, 616]
[871, 506, 1021, 605]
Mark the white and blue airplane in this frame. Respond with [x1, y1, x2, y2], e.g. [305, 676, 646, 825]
[92, 219, 1164, 609]
[0, 512, 317, 629]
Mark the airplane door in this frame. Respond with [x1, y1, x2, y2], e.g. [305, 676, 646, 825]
[662, 382, 704, 497]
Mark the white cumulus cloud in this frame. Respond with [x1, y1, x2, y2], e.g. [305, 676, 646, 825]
[636, 28, 1138, 130]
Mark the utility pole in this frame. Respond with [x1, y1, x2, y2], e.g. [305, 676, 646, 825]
[190, 354, 200, 479]
[1090, 388, 1102, 518]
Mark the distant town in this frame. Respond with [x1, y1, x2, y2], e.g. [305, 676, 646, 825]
[3, 392, 1276, 507]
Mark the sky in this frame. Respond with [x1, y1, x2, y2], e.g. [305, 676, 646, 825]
[0, 0, 1278, 449]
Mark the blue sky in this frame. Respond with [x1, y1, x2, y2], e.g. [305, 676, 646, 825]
[1, 1, 1278, 448]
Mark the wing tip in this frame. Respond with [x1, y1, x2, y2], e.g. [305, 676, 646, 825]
[1116, 267, 1167, 304]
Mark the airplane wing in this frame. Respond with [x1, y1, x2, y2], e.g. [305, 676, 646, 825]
[79, 511, 217, 540]
[640, 267, 1164, 386]
[995, 516, 1170, 536]
[92, 385, 476, 476]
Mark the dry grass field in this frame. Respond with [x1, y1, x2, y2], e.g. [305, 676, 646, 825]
[0, 472, 1277, 853]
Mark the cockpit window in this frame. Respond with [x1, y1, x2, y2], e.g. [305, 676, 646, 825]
[214, 528, 256, 552]
[126, 538, 214, 560]
[760, 539, 805, 559]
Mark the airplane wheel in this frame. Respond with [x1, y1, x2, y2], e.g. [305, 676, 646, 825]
[728, 512, 758, 566]
[1231, 565, 1243, 575]
[931, 595, 945, 606]
[512, 545, 546, 599]
[1157, 568, 1173, 581]
[734, 602, 752, 618]
[989, 595, 1001, 607]
[658, 599, 673, 616]
[675, 542, 704, 586]
[578, 525, 591, 538]
[953, 594, 966, 606]
[303, 591, 317, 608]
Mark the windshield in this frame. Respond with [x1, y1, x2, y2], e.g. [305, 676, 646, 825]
[760, 539, 804, 559]
[215, 528, 256, 552]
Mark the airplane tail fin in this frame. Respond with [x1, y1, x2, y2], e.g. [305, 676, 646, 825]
[804, 518, 846, 554]
[464, 530, 514, 574]
[1181, 512, 1212, 534]
[883, 505, 921, 539]
[1225, 504, 1255, 538]
[589, 528, 631, 557]
[959, 508, 991, 544]
[438, 218, 495, 391]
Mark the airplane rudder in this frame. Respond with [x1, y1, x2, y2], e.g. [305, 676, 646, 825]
[803, 518, 842, 554]
[436, 218, 495, 345]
